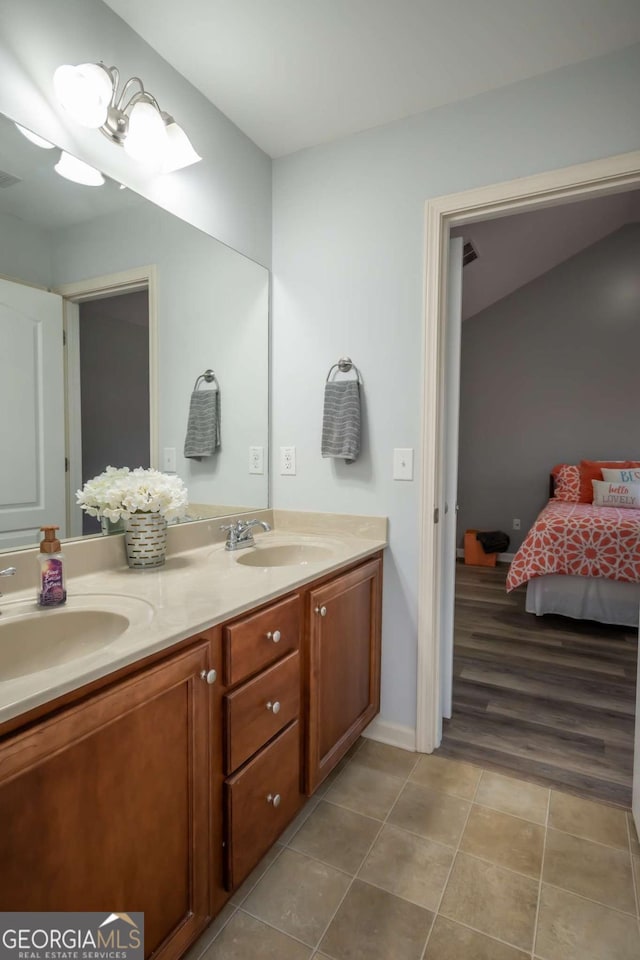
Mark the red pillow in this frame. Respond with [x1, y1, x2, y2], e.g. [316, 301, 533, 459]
[578, 460, 640, 503]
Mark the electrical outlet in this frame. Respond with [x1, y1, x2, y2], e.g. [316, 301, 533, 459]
[280, 445, 296, 475]
[249, 445, 264, 475]
[512, 518, 521, 530]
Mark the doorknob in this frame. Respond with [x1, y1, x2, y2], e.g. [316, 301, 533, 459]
[315, 605, 327, 617]
[200, 669, 217, 684]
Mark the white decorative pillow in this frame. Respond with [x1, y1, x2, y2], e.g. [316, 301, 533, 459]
[601, 467, 640, 483]
[592, 479, 640, 508]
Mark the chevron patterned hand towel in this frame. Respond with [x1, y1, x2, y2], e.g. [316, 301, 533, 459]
[184, 388, 220, 459]
[321, 380, 361, 463]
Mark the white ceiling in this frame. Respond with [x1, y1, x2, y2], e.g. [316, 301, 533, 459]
[103, 0, 640, 157]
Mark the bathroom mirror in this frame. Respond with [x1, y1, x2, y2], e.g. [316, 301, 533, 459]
[0, 112, 269, 552]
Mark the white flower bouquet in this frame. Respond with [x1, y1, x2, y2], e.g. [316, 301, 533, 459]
[77, 466, 189, 523]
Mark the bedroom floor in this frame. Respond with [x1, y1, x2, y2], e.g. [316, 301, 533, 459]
[187, 742, 640, 960]
[437, 561, 637, 807]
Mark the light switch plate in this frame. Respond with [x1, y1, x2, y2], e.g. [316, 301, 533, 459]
[280, 445, 296, 475]
[393, 447, 414, 481]
[162, 447, 176, 472]
[249, 446, 264, 475]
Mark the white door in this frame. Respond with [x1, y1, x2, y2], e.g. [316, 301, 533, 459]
[439, 237, 464, 728]
[0, 278, 65, 549]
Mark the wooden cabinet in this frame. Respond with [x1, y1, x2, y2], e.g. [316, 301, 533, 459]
[306, 557, 382, 793]
[0, 637, 218, 960]
[221, 594, 304, 890]
[0, 550, 383, 958]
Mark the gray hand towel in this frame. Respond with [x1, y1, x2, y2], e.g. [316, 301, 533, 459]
[321, 380, 361, 463]
[184, 388, 220, 459]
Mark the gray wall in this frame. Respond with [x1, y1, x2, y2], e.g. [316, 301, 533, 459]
[272, 43, 640, 734]
[0, 0, 272, 266]
[458, 223, 640, 552]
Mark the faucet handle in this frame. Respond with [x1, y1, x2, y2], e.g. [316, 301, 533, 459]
[0, 567, 16, 577]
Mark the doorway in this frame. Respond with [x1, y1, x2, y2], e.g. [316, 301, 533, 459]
[416, 149, 640, 752]
[56, 266, 158, 537]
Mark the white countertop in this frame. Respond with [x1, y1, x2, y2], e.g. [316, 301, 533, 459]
[0, 519, 386, 728]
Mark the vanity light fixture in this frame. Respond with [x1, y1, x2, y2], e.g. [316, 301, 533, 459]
[14, 123, 55, 149]
[53, 62, 201, 173]
[54, 151, 105, 186]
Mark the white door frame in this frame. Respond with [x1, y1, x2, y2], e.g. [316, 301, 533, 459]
[417, 149, 640, 754]
[55, 266, 158, 536]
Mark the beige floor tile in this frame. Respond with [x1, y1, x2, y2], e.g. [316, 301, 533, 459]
[184, 903, 236, 960]
[319, 879, 433, 960]
[324, 762, 404, 820]
[628, 812, 640, 856]
[424, 916, 530, 959]
[242, 848, 350, 947]
[279, 796, 321, 845]
[632, 855, 639, 915]
[289, 801, 380, 874]
[314, 757, 351, 797]
[359, 823, 454, 911]
[388, 780, 470, 847]
[410, 754, 481, 800]
[202, 911, 311, 960]
[352, 739, 418, 779]
[229, 843, 284, 905]
[439, 852, 538, 951]
[548, 792, 628, 848]
[535, 883, 640, 960]
[543, 827, 636, 914]
[475, 770, 549, 824]
[461, 805, 544, 878]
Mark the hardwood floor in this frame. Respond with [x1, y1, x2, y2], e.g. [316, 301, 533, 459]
[437, 561, 638, 807]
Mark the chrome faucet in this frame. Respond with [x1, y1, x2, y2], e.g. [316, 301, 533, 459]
[0, 567, 16, 615]
[221, 518, 271, 551]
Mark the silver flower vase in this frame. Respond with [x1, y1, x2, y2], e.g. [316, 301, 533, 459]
[124, 512, 167, 569]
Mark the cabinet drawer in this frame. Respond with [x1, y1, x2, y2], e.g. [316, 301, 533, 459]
[224, 652, 300, 774]
[223, 594, 300, 685]
[224, 720, 302, 890]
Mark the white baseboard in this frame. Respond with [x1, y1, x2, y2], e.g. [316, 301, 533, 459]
[456, 547, 515, 563]
[362, 717, 416, 752]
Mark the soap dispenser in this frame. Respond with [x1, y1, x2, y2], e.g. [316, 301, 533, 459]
[37, 525, 66, 607]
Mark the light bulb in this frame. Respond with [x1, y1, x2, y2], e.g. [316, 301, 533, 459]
[162, 118, 201, 173]
[123, 100, 167, 168]
[54, 151, 105, 186]
[15, 123, 55, 149]
[53, 63, 113, 128]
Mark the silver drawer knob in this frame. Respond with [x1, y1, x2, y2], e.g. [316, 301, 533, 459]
[315, 605, 327, 617]
[200, 668, 217, 685]
[266, 629, 281, 643]
[267, 793, 281, 807]
[266, 700, 281, 714]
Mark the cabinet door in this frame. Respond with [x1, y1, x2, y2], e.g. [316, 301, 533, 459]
[0, 641, 213, 960]
[307, 558, 382, 792]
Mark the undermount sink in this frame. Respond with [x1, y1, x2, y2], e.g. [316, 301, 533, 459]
[235, 543, 337, 567]
[0, 595, 153, 681]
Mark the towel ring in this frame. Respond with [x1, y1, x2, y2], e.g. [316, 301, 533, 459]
[326, 356, 363, 384]
[193, 368, 220, 391]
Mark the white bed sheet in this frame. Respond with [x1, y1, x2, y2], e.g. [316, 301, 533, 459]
[526, 574, 640, 628]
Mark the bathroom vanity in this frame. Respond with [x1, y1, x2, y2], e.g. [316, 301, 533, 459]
[0, 517, 384, 960]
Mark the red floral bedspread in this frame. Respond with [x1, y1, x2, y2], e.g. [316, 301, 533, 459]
[506, 500, 640, 591]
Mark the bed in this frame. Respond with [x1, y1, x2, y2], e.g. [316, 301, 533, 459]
[506, 471, 640, 628]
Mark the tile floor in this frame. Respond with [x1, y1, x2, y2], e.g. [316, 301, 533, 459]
[186, 740, 640, 960]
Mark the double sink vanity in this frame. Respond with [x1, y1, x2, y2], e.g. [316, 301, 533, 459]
[0, 510, 386, 960]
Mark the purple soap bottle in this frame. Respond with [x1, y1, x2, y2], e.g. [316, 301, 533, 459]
[37, 525, 67, 607]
